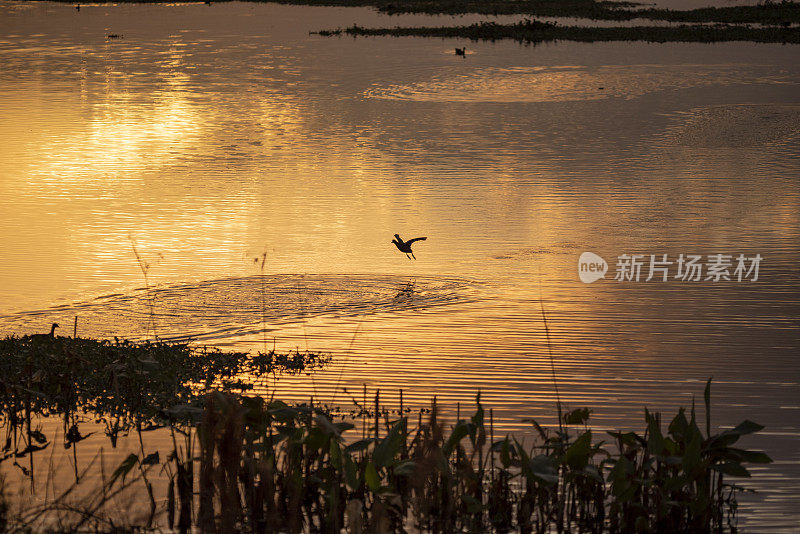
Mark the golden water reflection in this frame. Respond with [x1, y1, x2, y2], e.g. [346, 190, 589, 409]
[0, 2, 799, 529]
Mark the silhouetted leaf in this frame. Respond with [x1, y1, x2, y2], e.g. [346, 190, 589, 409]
[110, 453, 139, 486]
[669, 407, 689, 439]
[528, 455, 558, 485]
[65, 424, 94, 448]
[563, 407, 591, 426]
[646, 409, 665, 455]
[734, 449, 772, 464]
[728, 420, 764, 437]
[712, 462, 750, 477]
[17, 442, 49, 457]
[374, 419, 406, 468]
[394, 460, 416, 477]
[444, 421, 470, 457]
[345, 439, 374, 454]
[329, 440, 342, 469]
[29, 429, 47, 445]
[564, 431, 592, 469]
[365, 462, 380, 491]
[461, 494, 483, 514]
[524, 418, 549, 442]
[315, 413, 341, 437]
[344, 454, 358, 491]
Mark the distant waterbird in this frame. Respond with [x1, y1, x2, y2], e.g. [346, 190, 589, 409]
[392, 234, 427, 260]
[455, 47, 466, 56]
[27, 323, 59, 341]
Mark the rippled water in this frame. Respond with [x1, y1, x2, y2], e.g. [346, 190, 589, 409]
[0, 1, 799, 529]
[1, 274, 481, 343]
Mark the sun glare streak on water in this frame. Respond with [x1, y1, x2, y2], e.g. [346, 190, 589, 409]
[0, 1, 799, 529]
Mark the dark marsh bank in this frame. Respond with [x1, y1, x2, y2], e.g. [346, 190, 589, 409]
[50, 0, 800, 25]
[0, 335, 773, 532]
[300, 0, 800, 45]
[37, 0, 800, 45]
[291, 0, 800, 25]
[43, 0, 800, 25]
[316, 19, 800, 44]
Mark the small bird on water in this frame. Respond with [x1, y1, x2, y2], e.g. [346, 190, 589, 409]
[392, 233, 427, 260]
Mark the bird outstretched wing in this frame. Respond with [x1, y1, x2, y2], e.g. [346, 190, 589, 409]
[405, 237, 427, 245]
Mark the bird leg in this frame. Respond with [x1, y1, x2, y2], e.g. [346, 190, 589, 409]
[411, 252, 417, 260]
[406, 253, 412, 260]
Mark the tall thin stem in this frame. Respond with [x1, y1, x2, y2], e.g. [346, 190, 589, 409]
[538, 268, 563, 433]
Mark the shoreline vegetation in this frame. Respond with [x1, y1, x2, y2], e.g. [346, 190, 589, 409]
[0, 334, 773, 532]
[46, 0, 800, 25]
[43, 0, 800, 44]
[279, 0, 800, 24]
[303, 0, 800, 44]
[315, 19, 800, 44]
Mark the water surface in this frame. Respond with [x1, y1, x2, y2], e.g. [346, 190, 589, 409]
[0, 1, 799, 529]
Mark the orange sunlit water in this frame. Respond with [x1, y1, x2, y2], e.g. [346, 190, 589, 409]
[0, 1, 799, 530]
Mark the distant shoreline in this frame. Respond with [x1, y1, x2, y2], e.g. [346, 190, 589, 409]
[287, 0, 800, 25]
[42, 0, 800, 44]
[315, 19, 800, 45]
[43, 0, 800, 26]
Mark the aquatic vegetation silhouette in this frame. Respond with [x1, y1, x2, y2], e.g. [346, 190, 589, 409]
[1, 370, 772, 532]
[86, 0, 800, 25]
[139, 384, 773, 532]
[0, 333, 328, 505]
[0, 326, 773, 532]
[317, 18, 800, 45]
[186, 383, 770, 533]
[351, 0, 800, 25]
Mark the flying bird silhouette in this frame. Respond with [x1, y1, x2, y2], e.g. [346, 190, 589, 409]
[392, 234, 427, 260]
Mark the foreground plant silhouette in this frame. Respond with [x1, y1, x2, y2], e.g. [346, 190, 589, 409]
[0, 334, 772, 532]
[0, 333, 328, 528]
[172, 380, 767, 533]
